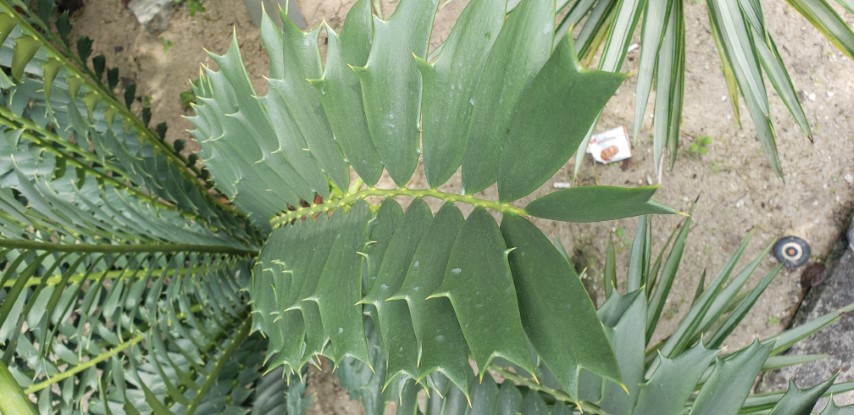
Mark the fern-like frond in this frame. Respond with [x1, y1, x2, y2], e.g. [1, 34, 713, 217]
[0, 127, 249, 249]
[332, 215, 854, 414]
[0, 242, 248, 412]
[0, 1, 260, 240]
[0, 3, 287, 412]
[188, 0, 679, 402]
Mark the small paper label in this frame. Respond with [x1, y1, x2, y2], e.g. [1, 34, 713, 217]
[587, 126, 632, 164]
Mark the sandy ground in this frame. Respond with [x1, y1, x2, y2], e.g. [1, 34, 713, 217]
[69, 0, 854, 412]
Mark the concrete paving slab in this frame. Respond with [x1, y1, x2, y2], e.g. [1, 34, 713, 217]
[760, 224, 854, 405]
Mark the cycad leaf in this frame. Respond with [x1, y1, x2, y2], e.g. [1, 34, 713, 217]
[498, 36, 624, 201]
[312, 202, 372, 365]
[0, 241, 265, 414]
[0, 3, 251, 238]
[525, 185, 675, 222]
[689, 339, 774, 415]
[0, 128, 246, 248]
[263, 16, 349, 191]
[632, 344, 717, 414]
[187, 0, 681, 406]
[501, 215, 620, 398]
[355, 0, 438, 185]
[767, 377, 837, 415]
[252, 198, 631, 399]
[314, 0, 382, 185]
[433, 208, 533, 376]
[419, 0, 504, 187]
[202, 38, 321, 218]
[462, 0, 555, 194]
[389, 203, 472, 394]
[252, 214, 331, 368]
[360, 199, 432, 385]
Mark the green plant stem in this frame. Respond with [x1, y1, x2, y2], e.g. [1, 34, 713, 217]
[186, 317, 252, 414]
[24, 332, 145, 394]
[23, 303, 209, 395]
[0, 360, 37, 415]
[0, 107, 181, 209]
[270, 187, 528, 228]
[2, 263, 212, 288]
[5, 122, 197, 222]
[0, 239, 257, 256]
[0, 107, 131, 177]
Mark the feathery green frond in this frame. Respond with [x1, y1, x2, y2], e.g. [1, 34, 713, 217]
[341, 215, 852, 413]
[0, 243, 252, 413]
[0, 1, 259, 240]
[185, 0, 759, 406]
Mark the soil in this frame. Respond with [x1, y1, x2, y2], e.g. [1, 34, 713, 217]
[69, 0, 854, 412]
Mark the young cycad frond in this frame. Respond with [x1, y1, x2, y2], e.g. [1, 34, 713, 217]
[190, 0, 675, 404]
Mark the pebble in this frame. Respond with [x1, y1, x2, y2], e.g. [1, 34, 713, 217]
[128, 0, 173, 33]
[844, 173, 853, 184]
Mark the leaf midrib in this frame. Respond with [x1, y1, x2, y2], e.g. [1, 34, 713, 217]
[270, 186, 527, 228]
[0, 239, 258, 256]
